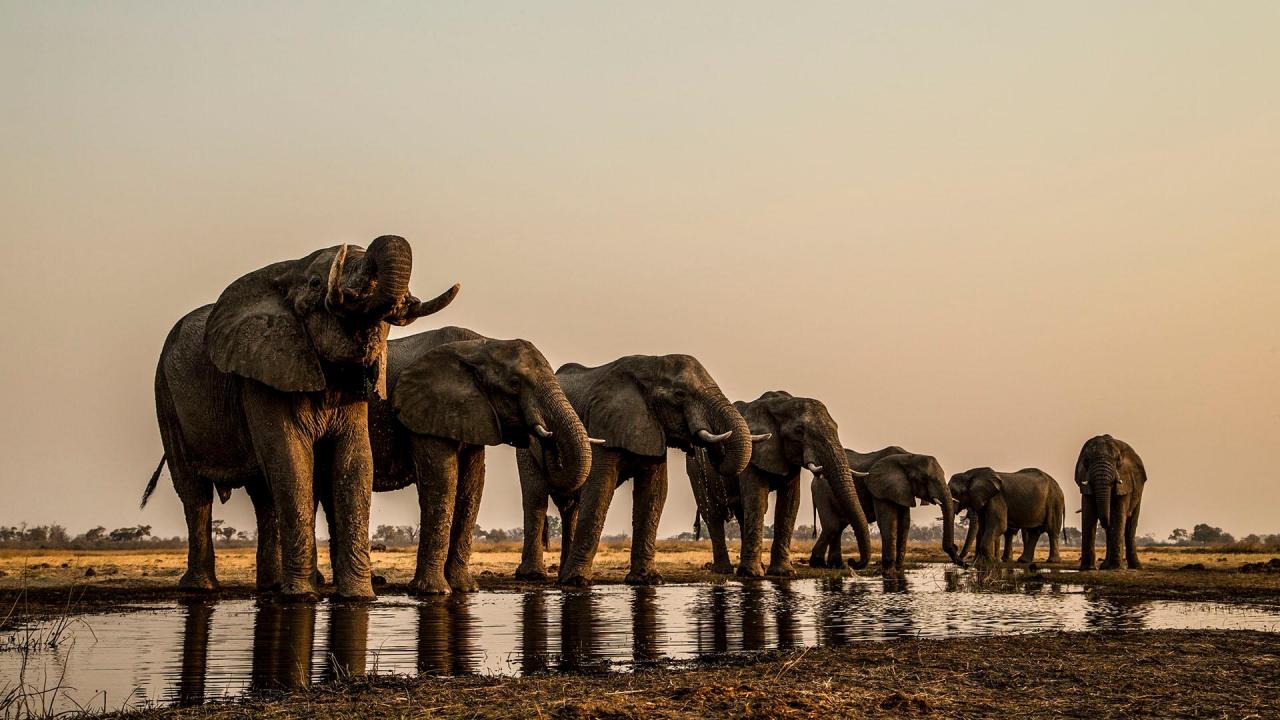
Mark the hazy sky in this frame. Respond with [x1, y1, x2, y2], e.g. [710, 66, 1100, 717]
[2, 2, 1277, 543]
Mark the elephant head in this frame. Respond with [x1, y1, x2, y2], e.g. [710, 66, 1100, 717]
[866, 454, 963, 565]
[564, 354, 757, 476]
[948, 468, 1004, 514]
[1075, 434, 1145, 530]
[206, 236, 460, 394]
[392, 338, 594, 493]
[740, 391, 872, 570]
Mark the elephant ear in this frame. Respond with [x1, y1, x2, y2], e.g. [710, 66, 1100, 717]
[970, 473, 1003, 509]
[581, 372, 664, 457]
[1074, 452, 1090, 495]
[864, 460, 916, 508]
[392, 343, 502, 446]
[740, 401, 787, 476]
[1115, 444, 1146, 496]
[205, 264, 325, 392]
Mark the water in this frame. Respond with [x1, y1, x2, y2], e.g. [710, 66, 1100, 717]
[3, 565, 1278, 713]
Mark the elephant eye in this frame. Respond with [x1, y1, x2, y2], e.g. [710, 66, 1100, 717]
[308, 275, 323, 289]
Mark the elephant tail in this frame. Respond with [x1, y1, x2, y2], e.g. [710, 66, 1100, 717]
[140, 455, 166, 509]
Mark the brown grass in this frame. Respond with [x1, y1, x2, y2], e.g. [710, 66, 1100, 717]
[112, 630, 1280, 719]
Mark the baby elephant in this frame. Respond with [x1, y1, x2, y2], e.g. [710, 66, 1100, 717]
[949, 468, 1065, 567]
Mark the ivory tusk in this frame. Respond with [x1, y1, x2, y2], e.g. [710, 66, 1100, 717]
[805, 462, 823, 474]
[588, 437, 606, 445]
[697, 429, 733, 443]
[749, 433, 773, 442]
[533, 424, 553, 438]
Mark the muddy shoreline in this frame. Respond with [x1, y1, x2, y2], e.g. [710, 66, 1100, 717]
[106, 629, 1280, 719]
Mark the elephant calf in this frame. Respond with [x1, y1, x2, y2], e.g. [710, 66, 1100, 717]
[949, 467, 1065, 567]
[810, 448, 962, 576]
[370, 327, 595, 594]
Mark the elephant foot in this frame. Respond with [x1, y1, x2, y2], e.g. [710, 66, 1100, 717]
[514, 564, 549, 582]
[1127, 557, 1142, 569]
[557, 574, 592, 589]
[808, 553, 827, 569]
[1099, 560, 1122, 571]
[766, 563, 795, 578]
[409, 574, 452, 596]
[446, 566, 479, 593]
[1079, 561, 1096, 571]
[880, 567, 897, 579]
[179, 571, 219, 593]
[708, 561, 736, 575]
[736, 563, 765, 579]
[624, 569, 663, 586]
[1016, 556, 1034, 564]
[255, 581, 282, 594]
[1047, 554, 1063, 564]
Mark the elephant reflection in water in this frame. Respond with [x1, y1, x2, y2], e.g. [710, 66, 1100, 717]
[416, 595, 476, 676]
[692, 585, 734, 655]
[245, 601, 370, 691]
[738, 583, 803, 652]
[174, 600, 215, 706]
[519, 590, 552, 675]
[557, 591, 606, 672]
[1084, 596, 1150, 631]
[812, 577, 870, 649]
[631, 586, 662, 666]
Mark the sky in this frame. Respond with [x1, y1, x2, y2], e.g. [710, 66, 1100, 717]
[1, 2, 1277, 543]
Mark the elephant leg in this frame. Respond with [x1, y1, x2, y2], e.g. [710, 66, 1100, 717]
[626, 461, 667, 585]
[246, 480, 282, 592]
[410, 437, 457, 595]
[558, 451, 621, 587]
[826, 525, 845, 568]
[958, 512, 978, 563]
[767, 472, 800, 577]
[1079, 500, 1098, 570]
[704, 507, 734, 574]
[178, 478, 218, 592]
[810, 525, 837, 569]
[976, 513, 1004, 569]
[895, 507, 910, 574]
[1001, 529, 1016, 563]
[1100, 504, 1126, 570]
[1047, 511, 1063, 563]
[875, 501, 897, 578]
[445, 446, 484, 593]
[558, 498, 580, 573]
[243, 400, 318, 600]
[324, 416, 375, 600]
[736, 467, 771, 578]
[515, 450, 550, 580]
[1018, 529, 1042, 563]
[1124, 504, 1142, 569]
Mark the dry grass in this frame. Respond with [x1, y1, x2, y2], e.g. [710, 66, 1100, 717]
[111, 630, 1280, 719]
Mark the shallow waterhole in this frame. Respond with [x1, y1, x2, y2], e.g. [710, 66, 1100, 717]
[3, 564, 1278, 712]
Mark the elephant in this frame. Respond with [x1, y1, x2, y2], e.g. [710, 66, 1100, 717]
[516, 354, 760, 587]
[367, 326, 596, 595]
[142, 236, 460, 599]
[948, 467, 1065, 567]
[689, 391, 872, 578]
[1075, 434, 1147, 570]
[809, 449, 963, 576]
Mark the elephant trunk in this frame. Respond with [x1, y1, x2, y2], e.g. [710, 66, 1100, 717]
[959, 511, 978, 560]
[929, 476, 961, 565]
[691, 396, 752, 478]
[365, 235, 414, 312]
[1088, 461, 1116, 530]
[815, 438, 871, 570]
[534, 381, 593, 495]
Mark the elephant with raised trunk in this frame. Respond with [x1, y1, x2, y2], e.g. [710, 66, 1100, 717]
[690, 391, 872, 578]
[517, 354, 759, 586]
[144, 236, 459, 599]
[369, 326, 596, 595]
[810, 449, 963, 576]
[949, 467, 1065, 567]
[1075, 435, 1147, 570]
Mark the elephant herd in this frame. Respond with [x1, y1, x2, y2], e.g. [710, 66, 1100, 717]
[144, 237, 1149, 599]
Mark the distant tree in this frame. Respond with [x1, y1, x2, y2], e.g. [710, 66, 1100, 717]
[84, 526, 107, 542]
[216, 524, 238, 543]
[236, 530, 251, 541]
[546, 515, 562, 539]
[1191, 523, 1234, 545]
[24, 525, 48, 543]
[1169, 528, 1189, 544]
[108, 525, 151, 542]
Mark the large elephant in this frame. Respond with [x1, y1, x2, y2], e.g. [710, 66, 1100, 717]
[516, 354, 759, 586]
[368, 326, 595, 595]
[810, 449, 962, 576]
[948, 467, 1065, 567]
[1075, 434, 1147, 570]
[691, 391, 872, 578]
[143, 236, 459, 599]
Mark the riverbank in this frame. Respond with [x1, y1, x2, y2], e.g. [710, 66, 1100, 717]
[108, 629, 1280, 719]
[3, 542, 1278, 620]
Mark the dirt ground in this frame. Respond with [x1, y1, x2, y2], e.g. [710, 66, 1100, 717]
[109, 629, 1280, 719]
[3, 541, 1280, 618]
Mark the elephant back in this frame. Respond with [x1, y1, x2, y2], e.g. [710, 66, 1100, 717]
[386, 326, 488, 389]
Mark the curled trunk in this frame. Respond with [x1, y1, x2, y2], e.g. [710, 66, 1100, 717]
[365, 235, 413, 314]
[534, 382, 593, 495]
[689, 396, 752, 478]
[814, 438, 871, 570]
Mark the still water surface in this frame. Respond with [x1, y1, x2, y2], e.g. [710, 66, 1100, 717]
[3, 566, 1278, 712]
